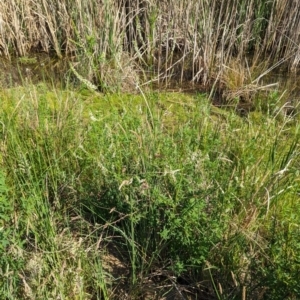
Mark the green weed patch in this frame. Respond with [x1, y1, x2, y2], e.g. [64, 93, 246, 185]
[0, 85, 299, 299]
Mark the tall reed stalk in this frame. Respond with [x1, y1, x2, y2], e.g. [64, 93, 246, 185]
[0, 0, 300, 88]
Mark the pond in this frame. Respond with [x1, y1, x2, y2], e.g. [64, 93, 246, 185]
[1, 54, 300, 107]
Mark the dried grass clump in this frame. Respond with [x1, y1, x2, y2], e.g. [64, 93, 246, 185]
[221, 60, 260, 102]
[218, 59, 278, 112]
[70, 52, 140, 93]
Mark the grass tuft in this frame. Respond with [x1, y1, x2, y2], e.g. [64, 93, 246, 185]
[1, 83, 299, 298]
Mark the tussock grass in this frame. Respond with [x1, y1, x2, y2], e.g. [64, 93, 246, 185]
[0, 82, 300, 299]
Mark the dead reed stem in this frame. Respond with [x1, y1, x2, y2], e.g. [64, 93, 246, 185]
[0, 0, 300, 86]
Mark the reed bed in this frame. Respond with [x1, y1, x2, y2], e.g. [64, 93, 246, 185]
[1, 0, 300, 89]
[1, 1, 300, 299]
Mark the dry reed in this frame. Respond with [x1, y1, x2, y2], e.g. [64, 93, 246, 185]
[0, 0, 300, 88]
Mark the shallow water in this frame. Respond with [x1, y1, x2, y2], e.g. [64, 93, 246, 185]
[1, 54, 300, 102]
[0, 54, 69, 88]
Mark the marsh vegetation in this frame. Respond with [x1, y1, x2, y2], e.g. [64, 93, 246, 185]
[1, 1, 300, 299]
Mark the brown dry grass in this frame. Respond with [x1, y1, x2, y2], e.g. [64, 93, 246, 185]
[1, 0, 300, 89]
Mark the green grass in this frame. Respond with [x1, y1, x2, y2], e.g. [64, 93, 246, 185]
[0, 83, 300, 299]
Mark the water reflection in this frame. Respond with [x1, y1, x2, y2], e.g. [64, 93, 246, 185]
[1, 54, 300, 104]
[0, 54, 69, 88]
